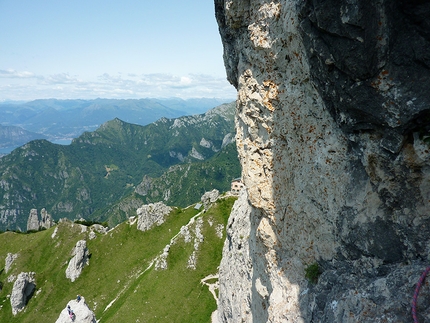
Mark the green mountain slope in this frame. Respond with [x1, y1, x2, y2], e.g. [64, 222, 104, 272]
[0, 102, 238, 231]
[0, 197, 236, 323]
[93, 143, 241, 227]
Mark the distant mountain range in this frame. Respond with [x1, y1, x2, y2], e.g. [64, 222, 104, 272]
[0, 125, 47, 148]
[0, 98, 232, 151]
[0, 102, 240, 231]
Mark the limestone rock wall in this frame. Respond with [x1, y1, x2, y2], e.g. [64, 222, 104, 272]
[215, 0, 430, 322]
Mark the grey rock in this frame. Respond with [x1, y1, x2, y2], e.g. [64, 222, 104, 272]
[217, 189, 254, 323]
[215, 0, 430, 321]
[201, 189, 220, 210]
[307, 260, 430, 323]
[10, 272, 36, 315]
[190, 147, 205, 160]
[26, 208, 54, 231]
[66, 240, 90, 282]
[134, 175, 153, 196]
[155, 245, 170, 271]
[26, 209, 39, 231]
[89, 224, 107, 234]
[136, 202, 172, 232]
[5, 253, 18, 273]
[55, 296, 97, 323]
[7, 274, 16, 283]
[221, 133, 235, 148]
[39, 208, 54, 229]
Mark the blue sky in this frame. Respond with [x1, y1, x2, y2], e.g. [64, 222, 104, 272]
[0, 0, 236, 100]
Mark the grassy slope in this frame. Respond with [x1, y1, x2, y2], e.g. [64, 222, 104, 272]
[0, 197, 235, 323]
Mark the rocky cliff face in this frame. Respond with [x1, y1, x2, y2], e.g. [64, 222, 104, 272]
[215, 0, 430, 322]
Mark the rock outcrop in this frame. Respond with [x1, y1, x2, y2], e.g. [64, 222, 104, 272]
[26, 209, 39, 231]
[40, 208, 54, 229]
[26, 208, 54, 231]
[5, 253, 18, 273]
[136, 202, 172, 232]
[215, 0, 430, 322]
[201, 189, 220, 211]
[217, 189, 253, 322]
[10, 272, 36, 315]
[55, 296, 97, 323]
[66, 240, 90, 282]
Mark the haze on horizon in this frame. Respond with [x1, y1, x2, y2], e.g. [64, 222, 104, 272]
[0, 0, 236, 101]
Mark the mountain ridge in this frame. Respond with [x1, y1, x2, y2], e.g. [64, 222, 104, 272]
[0, 102, 240, 231]
[0, 98, 233, 151]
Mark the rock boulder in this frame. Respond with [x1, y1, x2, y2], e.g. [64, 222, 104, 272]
[66, 240, 90, 282]
[55, 296, 96, 323]
[136, 202, 172, 232]
[10, 272, 36, 315]
[201, 189, 220, 210]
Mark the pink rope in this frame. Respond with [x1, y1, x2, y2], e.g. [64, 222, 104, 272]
[412, 266, 430, 323]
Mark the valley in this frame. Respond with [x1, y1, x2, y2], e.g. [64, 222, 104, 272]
[0, 102, 240, 231]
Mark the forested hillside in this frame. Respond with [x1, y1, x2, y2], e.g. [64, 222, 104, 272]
[0, 102, 240, 231]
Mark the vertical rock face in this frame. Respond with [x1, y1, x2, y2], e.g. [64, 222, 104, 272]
[26, 209, 39, 231]
[40, 208, 54, 229]
[217, 189, 253, 322]
[26, 208, 54, 231]
[215, 0, 430, 322]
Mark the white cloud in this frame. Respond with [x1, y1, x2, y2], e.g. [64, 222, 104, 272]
[43, 73, 82, 84]
[0, 69, 37, 78]
[0, 71, 236, 100]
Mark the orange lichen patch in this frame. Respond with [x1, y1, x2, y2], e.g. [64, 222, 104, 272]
[370, 69, 394, 92]
[262, 80, 279, 112]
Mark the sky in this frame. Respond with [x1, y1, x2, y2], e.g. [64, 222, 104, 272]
[0, 0, 236, 101]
